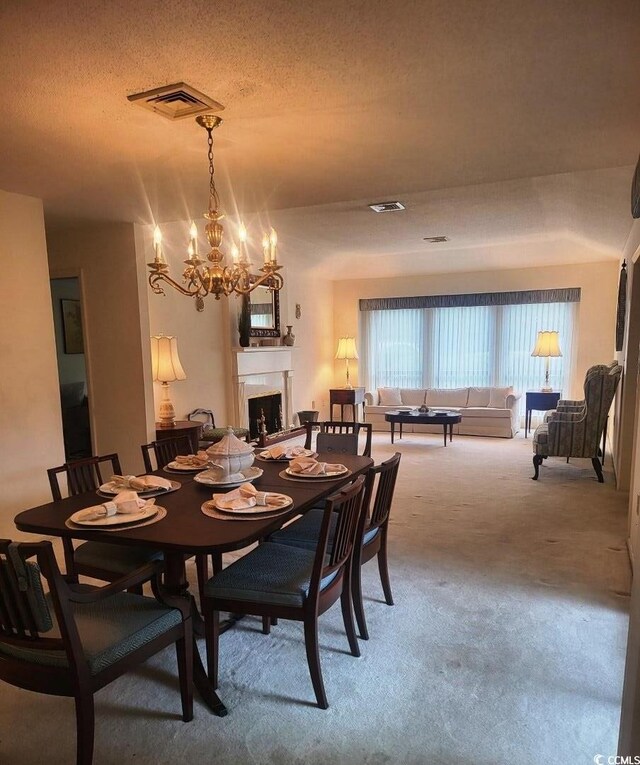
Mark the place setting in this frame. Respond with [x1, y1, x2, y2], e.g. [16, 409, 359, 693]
[97, 473, 180, 498]
[279, 456, 350, 482]
[254, 444, 317, 463]
[201, 482, 292, 522]
[66, 490, 167, 532]
[163, 450, 212, 474]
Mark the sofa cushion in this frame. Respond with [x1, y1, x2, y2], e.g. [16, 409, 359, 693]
[467, 387, 492, 407]
[426, 388, 469, 407]
[400, 388, 427, 406]
[488, 386, 513, 408]
[378, 387, 402, 406]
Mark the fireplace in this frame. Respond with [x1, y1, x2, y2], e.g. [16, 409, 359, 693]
[248, 392, 283, 440]
[230, 348, 294, 432]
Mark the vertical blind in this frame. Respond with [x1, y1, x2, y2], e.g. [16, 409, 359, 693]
[360, 292, 578, 416]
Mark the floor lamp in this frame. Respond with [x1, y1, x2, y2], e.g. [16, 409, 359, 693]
[151, 334, 187, 427]
[335, 336, 358, 389]
[531, 330, 562, 392]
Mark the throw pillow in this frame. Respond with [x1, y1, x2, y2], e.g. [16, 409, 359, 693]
[378, 387, 402, 406]
[488, 386, 513, 408]
[467, 387, 491, 407]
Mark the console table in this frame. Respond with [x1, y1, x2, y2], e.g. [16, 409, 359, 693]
[525, 391, 561, 438]
[155, 420, 202, 453]
[330, 387, 365, 422]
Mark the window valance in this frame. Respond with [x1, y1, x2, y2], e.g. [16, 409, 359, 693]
[359, 288, 581, 312]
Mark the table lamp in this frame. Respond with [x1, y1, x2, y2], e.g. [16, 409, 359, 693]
[335, 336, 358, 389]
[531, 330, 561, 392]
[151, 334, 187, 427]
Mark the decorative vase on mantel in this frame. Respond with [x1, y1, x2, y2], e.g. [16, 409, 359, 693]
[282, 325, 295, 346]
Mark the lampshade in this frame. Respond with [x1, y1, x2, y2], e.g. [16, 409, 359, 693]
[531, 331, 562, 358]
[335, 337, 359, 360]
[151, 335, 187, 382]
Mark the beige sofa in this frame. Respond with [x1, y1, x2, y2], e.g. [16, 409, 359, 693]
[364, 386, 521, 438]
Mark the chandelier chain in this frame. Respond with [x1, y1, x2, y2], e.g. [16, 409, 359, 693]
[206, 127, 220, 214]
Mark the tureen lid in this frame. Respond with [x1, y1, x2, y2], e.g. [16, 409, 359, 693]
[206, 427, 253, 456]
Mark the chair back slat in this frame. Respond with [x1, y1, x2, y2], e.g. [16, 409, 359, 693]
[47, 454, 122, 501]
[0, 542, 53, 638]
[305, 421, 372, 457]
[141, 436, 192, 472]
[316, 432, 358, 456]
[368, 453, 401, 530]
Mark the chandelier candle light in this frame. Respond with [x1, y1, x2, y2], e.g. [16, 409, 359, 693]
[531, 330, 562, 392]
[335, 337, 359, 389]
[147, 114, 283, 311]
[151, 335, 187, 427]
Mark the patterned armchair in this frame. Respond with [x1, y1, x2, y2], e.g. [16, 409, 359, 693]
[532, 363, 622, 482]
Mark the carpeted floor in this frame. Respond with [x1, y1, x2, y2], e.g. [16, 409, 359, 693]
[0, 434, 631, 765]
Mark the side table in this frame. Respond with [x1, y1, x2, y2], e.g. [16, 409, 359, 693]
[155, 420, 202, 453]
[330, 387, 365, 422]
[525, 391, 561, 438]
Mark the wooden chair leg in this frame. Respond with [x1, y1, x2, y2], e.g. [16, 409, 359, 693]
[127, 584, 144, 595]
[303, 616, 328, 709]
[262, 616, 271, 635]
[204, 608, 220, 690]
[351, 560, 369, 640]
[592, 456, 604, 483]
[195, 554, 208, 596]
[175, 626, 194, 722]
[211, 552, 223, 576]
[74, 691, 95, 765]
[62, 537, 79, 583]
[340, 583, 361, 658]
[532, 454, 543, 480]
[377, 542, 394, 606]
[271, 617, 278, 626]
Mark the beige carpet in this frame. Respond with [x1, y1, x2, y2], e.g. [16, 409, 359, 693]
[0, 434, 631, 765]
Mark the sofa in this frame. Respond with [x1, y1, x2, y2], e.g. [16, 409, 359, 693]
[364, 386, 521, 438]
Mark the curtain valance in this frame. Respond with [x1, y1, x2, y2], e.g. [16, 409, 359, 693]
[359, 288, 581, 312]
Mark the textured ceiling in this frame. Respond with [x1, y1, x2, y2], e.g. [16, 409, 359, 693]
[0, 0, 638, 272]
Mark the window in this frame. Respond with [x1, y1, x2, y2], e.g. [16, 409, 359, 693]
[360, 292, 577, 416]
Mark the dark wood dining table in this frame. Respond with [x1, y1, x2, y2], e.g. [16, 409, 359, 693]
[13, 452, 373, 717]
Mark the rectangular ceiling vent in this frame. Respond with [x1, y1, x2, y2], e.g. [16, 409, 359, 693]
[368, 201, 405, 213]
[127, 83, 224, 120]
[423, 236, 449, 243]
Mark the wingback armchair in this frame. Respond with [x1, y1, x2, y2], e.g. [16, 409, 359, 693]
[532, 363, 622, 482]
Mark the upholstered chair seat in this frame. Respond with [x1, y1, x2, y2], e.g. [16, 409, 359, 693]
[270, 508, 380, 552]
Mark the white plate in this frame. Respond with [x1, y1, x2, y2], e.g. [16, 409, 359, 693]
[215, 493, 293, 515]
[284, 464, 348, 479]
[255, 449, 317, 462]
[194, 466, 263, 488]
[165, 460, 209, 472]
[98, 479, 180, 496]
[69, 504, 158, 527]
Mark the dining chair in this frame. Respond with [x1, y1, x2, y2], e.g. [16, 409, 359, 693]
[141, 435, 193, 473]
[47, 454, 162, 587]
[269, 453, 401, 640]
[187, 408, 250, 446]
[0, 539, 193, 765]
[202, 475, 366, 709]
[304, 421, 373, 457]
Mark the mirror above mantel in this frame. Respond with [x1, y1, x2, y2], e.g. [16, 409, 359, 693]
[249, 284, 280, 338]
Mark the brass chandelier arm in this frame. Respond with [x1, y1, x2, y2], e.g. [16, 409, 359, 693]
[149, 270, 207, 300]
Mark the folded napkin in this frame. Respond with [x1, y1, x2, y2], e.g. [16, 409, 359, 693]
[78, 491, 155, 522]
[213, 483, 288, 510]
[174, 451, 210, 468]
[260, 444, 309, 460]
[288, 457, 345, 475]
[109, 474, 173, 491]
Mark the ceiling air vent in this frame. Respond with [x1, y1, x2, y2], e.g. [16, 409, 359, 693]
[423, 236, 449, 243]
[368, 201, 405, 213]
[127, 83, 224, 120]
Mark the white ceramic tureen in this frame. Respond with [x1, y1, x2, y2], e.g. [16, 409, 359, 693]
[206, 427, 254, 477]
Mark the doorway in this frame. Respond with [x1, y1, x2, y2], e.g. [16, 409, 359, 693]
[50, 277, 91, 460]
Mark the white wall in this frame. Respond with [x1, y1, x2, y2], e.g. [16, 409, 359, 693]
[0, 190, 65, 537]
[332, 261, 619, 400]
[47, 223, 150, 473]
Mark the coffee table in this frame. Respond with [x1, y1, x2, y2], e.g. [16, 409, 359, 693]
[385, 410, 462, 446]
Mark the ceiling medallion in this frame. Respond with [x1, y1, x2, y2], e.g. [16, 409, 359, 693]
[147, 115, 283, 311]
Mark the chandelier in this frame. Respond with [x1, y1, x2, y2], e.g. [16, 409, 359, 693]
[147, 114, 284, 311]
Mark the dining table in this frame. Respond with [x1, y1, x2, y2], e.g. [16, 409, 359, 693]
[13, 451, 373, 717]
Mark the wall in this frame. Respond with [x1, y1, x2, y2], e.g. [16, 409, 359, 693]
[47, 223, 149, 473]
[332, 261, 618, 400]
[0, 190, 65, 537]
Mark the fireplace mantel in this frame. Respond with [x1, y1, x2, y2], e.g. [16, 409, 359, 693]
[231, 348, 294, 429]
